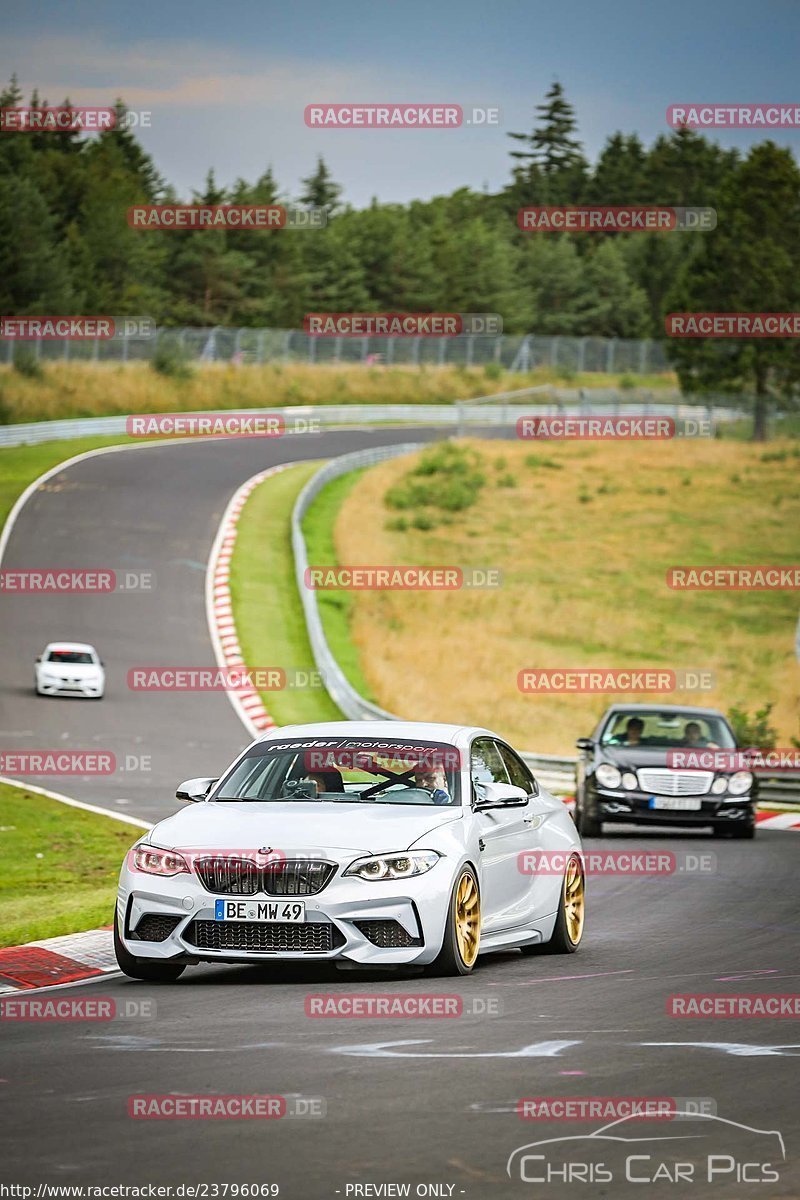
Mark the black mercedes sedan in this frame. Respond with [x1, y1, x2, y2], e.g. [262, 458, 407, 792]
[574, 704, 757, 838]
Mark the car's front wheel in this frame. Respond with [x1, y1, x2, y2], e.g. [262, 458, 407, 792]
[430, 866, 481, 976]
[523, 852, 585, 955]
[574, 803, 602, 837]
[114, 912, 186, 982]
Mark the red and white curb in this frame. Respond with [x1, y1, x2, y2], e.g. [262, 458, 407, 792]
[755, 809, 800, 830]
[0, 927, 118, 995]
[206, 462, 300, 739]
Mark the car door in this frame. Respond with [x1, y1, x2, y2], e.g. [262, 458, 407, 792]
[471, 737, 536, 933]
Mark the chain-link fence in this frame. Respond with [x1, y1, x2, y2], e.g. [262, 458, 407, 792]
[0, 327, 671, 374]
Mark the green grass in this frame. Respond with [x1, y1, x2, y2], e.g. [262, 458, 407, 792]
[0, 436, 141, 532]
[229, 463, 343, 725]
[300, 468, 378, 702]
[0, 782, 141, 947]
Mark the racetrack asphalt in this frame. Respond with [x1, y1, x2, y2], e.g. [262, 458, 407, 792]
[0, 426, 798, 1197]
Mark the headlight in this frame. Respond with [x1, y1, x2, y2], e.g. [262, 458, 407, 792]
[133, 845, 189, 876]
[728, 771, 753, 796]
[711, 777, 728, 794]
[344, 851, 440, 881]
[595, 763, 622, 789]
[621, 772, 638, 790]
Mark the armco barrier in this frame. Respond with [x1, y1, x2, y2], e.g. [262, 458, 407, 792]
[0, 395, 747, 450]
[291, 446, 799, 805]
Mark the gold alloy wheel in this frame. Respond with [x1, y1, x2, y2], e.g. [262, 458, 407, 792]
[564, 855, 585, 945]
[455, 871, 480, 966]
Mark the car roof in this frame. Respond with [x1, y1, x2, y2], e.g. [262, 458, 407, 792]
[257, 720, 493, 748]
[43, 641, 97, 653]
[599, 703, 727, 719]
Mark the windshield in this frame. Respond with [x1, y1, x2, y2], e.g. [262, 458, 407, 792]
[215, 738, 462, 806]
[600, 711, 736, 749]
[46, 650, 94, 664]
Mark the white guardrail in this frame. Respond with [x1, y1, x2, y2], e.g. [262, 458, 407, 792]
[0, 394, 748, 450]
[292, 444, 799, 804]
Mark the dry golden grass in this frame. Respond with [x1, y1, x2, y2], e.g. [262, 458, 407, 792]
[335, 437, 800, 752]
[0, 362, 675, 424]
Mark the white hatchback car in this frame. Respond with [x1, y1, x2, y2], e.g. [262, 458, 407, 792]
[35, 642, 105, 698]
[115, 721, 585, 981]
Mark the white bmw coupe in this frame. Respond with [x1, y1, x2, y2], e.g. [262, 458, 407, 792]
[115, 721, 585, 980]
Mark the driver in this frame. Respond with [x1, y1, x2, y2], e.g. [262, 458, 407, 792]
[413, 762, 452, 805]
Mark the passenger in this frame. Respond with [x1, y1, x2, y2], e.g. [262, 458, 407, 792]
[682, 721, 709, 747]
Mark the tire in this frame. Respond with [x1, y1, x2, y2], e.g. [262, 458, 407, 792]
[430, 866, 481, 976]
[730, 820, 756, 840]
[575, 805, 601, 837]
[114, 911, 186, 982]
[523, 852, 585, 956]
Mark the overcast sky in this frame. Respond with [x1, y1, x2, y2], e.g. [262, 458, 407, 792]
[3, 0, 799, 207]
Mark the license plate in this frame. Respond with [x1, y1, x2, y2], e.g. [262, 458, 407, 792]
[649, 796, 702, 811]
[214, 899, 306, 922]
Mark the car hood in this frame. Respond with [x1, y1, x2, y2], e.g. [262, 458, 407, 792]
[598, 746, 707, 769]
[39, 662, 101, 677]
[148, 801, 463, 858]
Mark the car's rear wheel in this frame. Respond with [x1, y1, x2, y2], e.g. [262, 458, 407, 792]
[430, 866, 481, 976]
[114, 911, 186, 982]
[523, 852, 585, 955]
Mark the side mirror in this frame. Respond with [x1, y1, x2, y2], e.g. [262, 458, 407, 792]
[35, 656, 42, 663]
[176, 777, 217, 803]
[100, 660, 105, 667]
[473, 781, 528, 810]
[576, 737, 594, 752]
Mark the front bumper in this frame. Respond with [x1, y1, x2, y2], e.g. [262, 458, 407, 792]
[588, 784, 755, 826]
[117, 858, 454, 967]
[37, 676, 103, 697]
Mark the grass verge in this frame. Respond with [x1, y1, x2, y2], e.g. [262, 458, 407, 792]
[0, 782, 140, 947]
[0, 362, 677, 424]
[333, 437, 800, 753]
[301, 468, 378, 702]
[229, 463, 343, 725]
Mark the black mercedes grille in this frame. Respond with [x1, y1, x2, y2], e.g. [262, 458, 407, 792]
[184, 920, 344, 953]
[353, 919, 422, 948]
[195, 858, 336, 896]
[131, 913, 183, 942]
